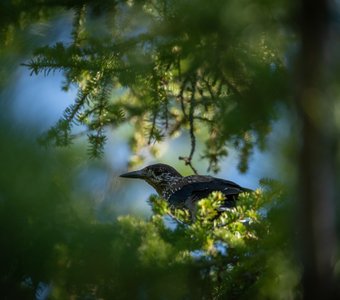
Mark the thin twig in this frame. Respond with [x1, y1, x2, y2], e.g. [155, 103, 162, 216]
[148, 65, 162, 145]
[188, 86, 196, 162]
[164, 99, 169, 130]
[177, 76, 189, 119]
[179, 77, 198, 175]
[193, 116, 213, 123]
[162, 67, 170, 130]
[148, 110, 158, 145]
[201, 77, 216, 100]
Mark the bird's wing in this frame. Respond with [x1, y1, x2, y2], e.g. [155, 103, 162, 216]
[168, 175, 248, 207]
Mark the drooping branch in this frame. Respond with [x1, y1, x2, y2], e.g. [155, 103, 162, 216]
[179, 77, 198, 175]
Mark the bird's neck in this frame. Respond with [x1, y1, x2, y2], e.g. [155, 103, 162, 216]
[146, 176, 183, 200]
[161, 176, 183, 200]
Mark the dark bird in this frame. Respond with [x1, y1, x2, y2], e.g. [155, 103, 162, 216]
[120, 163, 252, 215]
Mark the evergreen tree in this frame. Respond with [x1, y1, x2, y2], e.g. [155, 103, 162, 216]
[0, 0, 339, 299]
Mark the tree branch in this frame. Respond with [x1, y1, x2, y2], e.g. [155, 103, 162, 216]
[179, 77, 198, 175]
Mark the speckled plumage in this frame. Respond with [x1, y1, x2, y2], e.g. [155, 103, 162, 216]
[120, 163, 252, 214]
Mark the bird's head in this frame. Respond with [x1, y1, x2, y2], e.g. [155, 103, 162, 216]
[120, 163, 182, 195]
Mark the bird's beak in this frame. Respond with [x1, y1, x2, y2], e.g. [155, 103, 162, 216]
[119, 169, 145, 179]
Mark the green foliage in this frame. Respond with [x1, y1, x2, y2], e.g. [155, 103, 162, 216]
[0, 123, 299, 299]
[135, 185, 298, 300]
[0, 1, 307, 299]
[23, 0, 289, 171]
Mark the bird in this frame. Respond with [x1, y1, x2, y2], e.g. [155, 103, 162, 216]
[120, 163, 252, 216]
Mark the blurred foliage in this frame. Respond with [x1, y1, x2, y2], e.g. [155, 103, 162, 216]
[18, 0, 292, 172]
[1, 0, 321, 299]
[0, 122, 299, 299]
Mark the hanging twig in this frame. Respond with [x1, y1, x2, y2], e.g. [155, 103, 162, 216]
[148, 66, 161, 145]
[201, 76, 216, 100]
[179, 78, 198, 175]
[177, 76, 190, 119]
[164, 96, 169, 130]
[148, 110, 158, 145]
